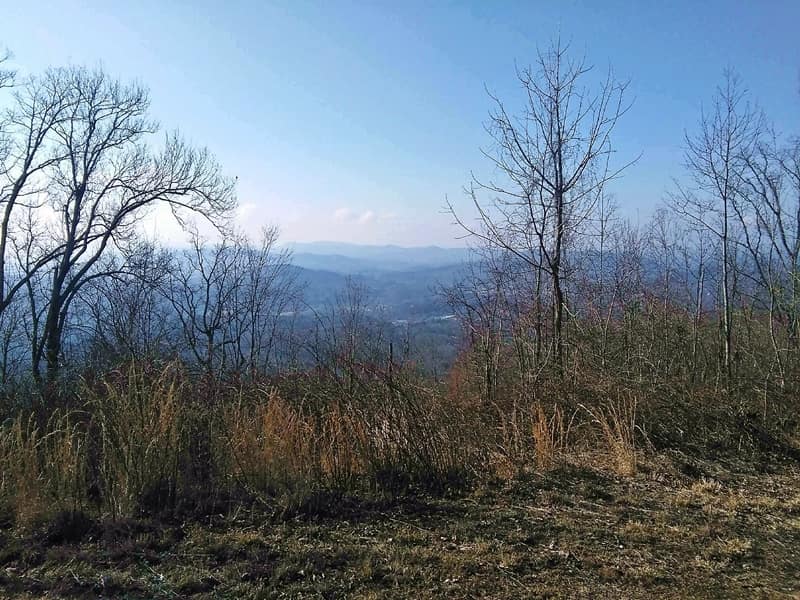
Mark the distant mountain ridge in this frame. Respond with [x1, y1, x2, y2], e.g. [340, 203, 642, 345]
[285, 241, 470, 273]
[281, 243, 469, 320]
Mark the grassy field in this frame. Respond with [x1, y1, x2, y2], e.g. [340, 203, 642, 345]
[1, 453, 798, 599]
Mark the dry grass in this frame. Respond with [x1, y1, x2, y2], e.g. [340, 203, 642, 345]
[1, 459, 799, 599]
[224, 390, 319, 501]
[88, 362, 185, 518]
[583, 396, 640, 476]
[0, 362, 482, 527]
[222, 381, 475, 509]
[0, 354, 799, 598]
[531, 402, 573, 471]
[0, 357, 797, 549]
[0, 410, 86, 528]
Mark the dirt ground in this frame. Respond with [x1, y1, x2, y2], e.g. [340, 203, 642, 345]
[1, 453, 799, 599]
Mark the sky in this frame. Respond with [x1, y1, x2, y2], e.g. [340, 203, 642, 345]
[3, 1, 799, 246]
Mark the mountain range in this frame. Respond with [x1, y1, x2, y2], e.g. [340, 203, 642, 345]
[286, 241, 470, 274]
[286, 242, 470, 320]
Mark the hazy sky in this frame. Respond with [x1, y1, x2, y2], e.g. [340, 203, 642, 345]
[3, 1, 799, 246]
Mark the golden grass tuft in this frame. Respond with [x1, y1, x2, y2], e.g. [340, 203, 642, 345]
[531, 402, 572, 471]
[582, 396, 640, 476]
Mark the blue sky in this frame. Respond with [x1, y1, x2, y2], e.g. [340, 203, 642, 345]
[3, 1, 799, 246]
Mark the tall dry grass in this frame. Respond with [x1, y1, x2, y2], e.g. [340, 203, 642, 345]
[582, 396, 640, 476]
[223, 379, 476, 506]
[87, 362, 185, 517]
[531, 402, 574, 471]
[0, 410, 87, 528]
[223, 390, 319, 502]
[3, 353, 761, 533]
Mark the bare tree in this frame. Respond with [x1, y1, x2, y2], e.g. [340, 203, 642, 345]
[572, 193, 618, 367]
[740, 136, 800, 338]
[0, 294, 25, 385]
[442, 250, 510, 402]
[77, 242, 177, 367]
[670, 70, 764, 378]
[775, 137, 800, 349]
[0, 48, 13, 88]
[165, 232, 243, 378]
[448, 39, 633, 373]
[0, 67, 235, 381]
[165, 229, 298, 378]
[305, 277, 390, 396]
[0, 68, 74, 320]
[223, 227, 300, 374]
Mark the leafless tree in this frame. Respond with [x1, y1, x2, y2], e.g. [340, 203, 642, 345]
[305, 277, 390, 396]
[77, 242, 177, 367]
[0, 66, 235, 381]
[223, 227, 300, 374]
[0, 69, 74, 321]
[572, 193, 618, 366]
[740, 136, 800, 338]
[0, 48, 13, 88]
[448, 39, 633, 373]
[165, 229, 298, 378]
[0, 294, 25, 384]
[442, 250, 510, 402]
[776, 137, 800, 348]
[165, 232, 243, 377]
[670, 70, 764, 378]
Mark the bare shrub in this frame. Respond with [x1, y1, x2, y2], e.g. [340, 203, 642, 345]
[319, 401, 368, 489]
[363, 379, 479, 493]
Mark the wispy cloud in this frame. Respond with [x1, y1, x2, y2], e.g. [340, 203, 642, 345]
[333, 207, 395, 227]
[357, 210, 375, 225]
